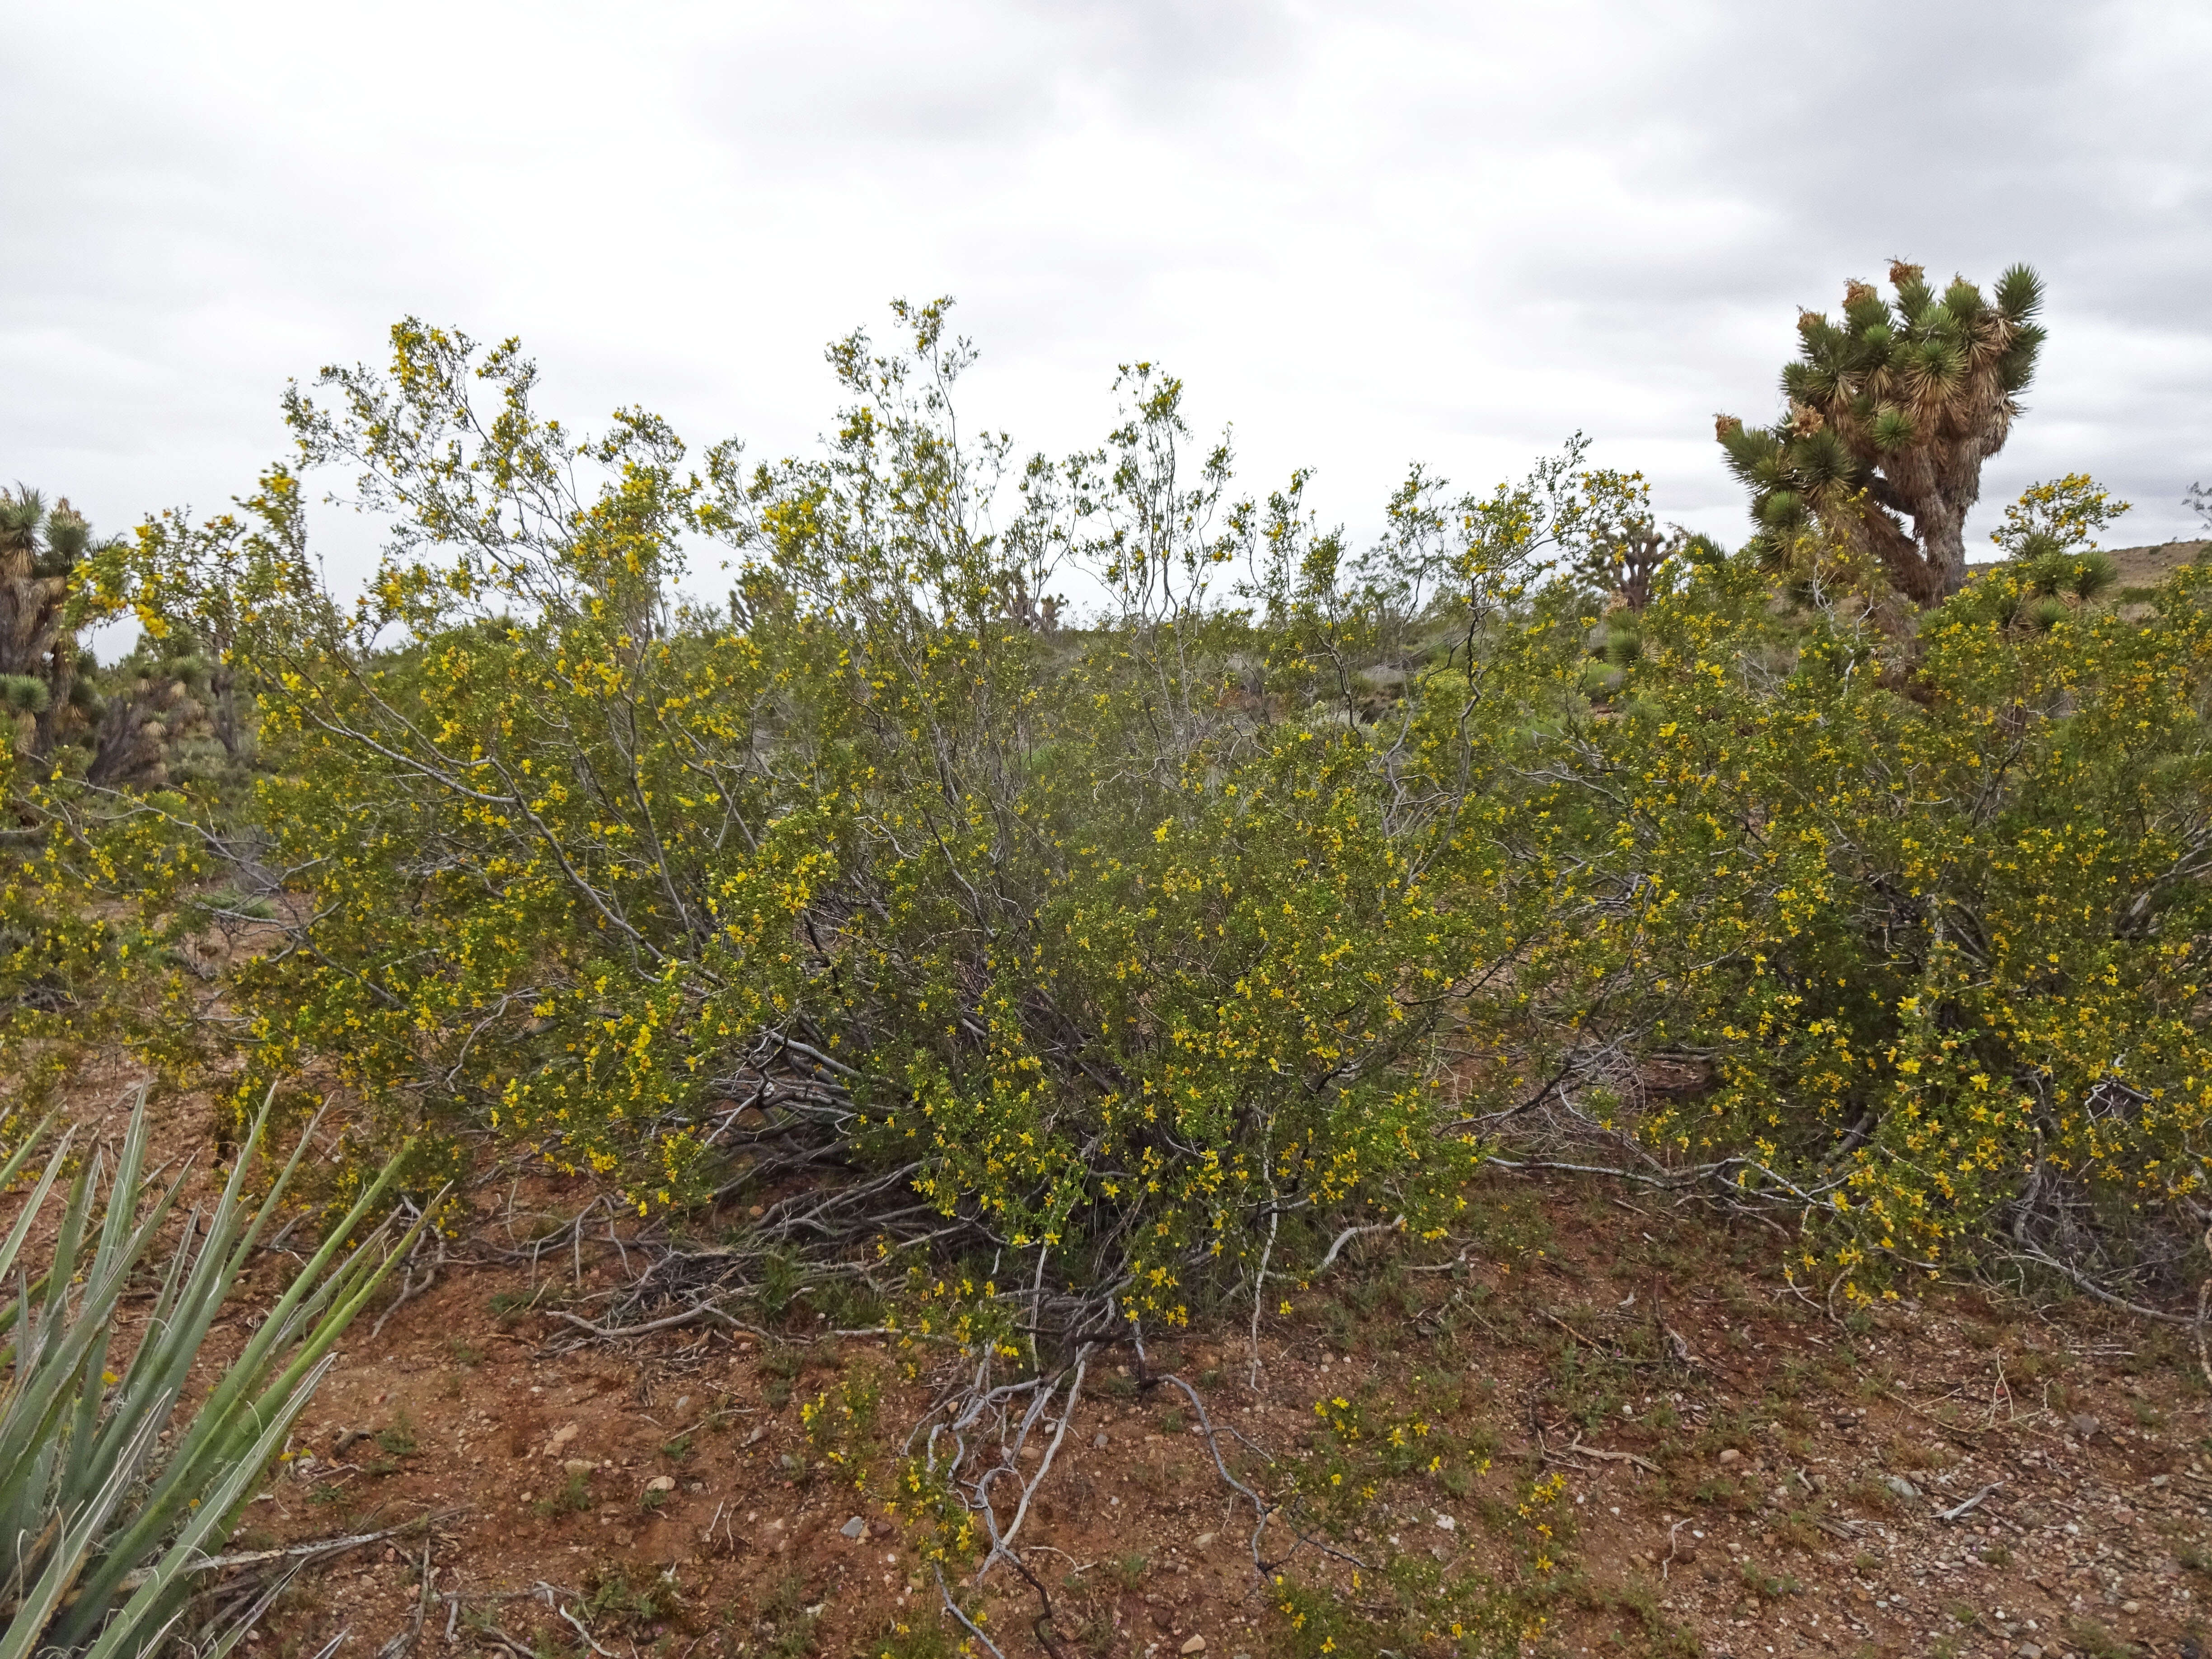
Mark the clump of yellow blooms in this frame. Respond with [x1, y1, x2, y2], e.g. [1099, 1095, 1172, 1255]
[18, 312, 2211, 1366]
[14, 312, 2210, 1659]
[1609, 544, 2212, 1295]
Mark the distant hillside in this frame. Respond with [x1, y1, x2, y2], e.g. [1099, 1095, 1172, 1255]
[2103, 538, 2209, 590]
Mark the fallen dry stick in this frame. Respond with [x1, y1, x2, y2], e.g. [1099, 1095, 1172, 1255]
[1563, 1439, 1660, 1474]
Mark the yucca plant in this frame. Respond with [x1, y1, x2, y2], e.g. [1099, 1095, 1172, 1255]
[1715, 260, 2045, 604]
[0, 1087, 429, 1659]
[0, 489, 114, 758]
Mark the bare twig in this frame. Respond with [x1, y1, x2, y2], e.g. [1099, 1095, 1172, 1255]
[1936, 1483, 2001, 1522]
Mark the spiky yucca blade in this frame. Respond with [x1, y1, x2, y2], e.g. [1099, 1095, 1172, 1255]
[58, 1109, 152, 1508]
[73, 1359, 336, 1659]
[0, 1156, 187, 1519]
[49, 1200, 429, 1650]
[1995, 264, 2044, 323]
[0, 1417, 160, 1659]
[0, 1088, 428, 1659]
[56, 1121, 423, 1639]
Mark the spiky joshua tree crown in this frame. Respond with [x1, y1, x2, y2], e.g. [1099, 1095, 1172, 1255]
[1715, 259, 2046, 604]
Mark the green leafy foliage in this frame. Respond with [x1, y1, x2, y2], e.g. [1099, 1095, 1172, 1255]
[1991, 472, 2131, 562]
[0, 1088, 429, 1658]
[1548, 540, 2212, 1293]
[147, 310, 1633, 1333]
[76, 297, 2212, 1325]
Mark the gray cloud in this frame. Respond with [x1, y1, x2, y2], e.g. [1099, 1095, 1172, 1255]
[3, 0, 2206, 589]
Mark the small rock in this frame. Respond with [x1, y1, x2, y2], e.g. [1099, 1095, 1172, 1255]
[2069, 1412, 2102, 1441]
[2017, 1645, 2043, 1659]
[1884, 1475, 1920, 1502]
[1194, 1532, 1214, 1548]
[1093, 1432, 1109, 1448]
[1716, 1448, 1741, 1465]
[745, 1425, 767, 1446]
[1180, 1639, 1206, 1656]
[563, 1458, 594, 1477]
[645, 1475, 675, 1493]
[1433, 1513, 1455, 1531]
[551, 1423, 580, 1448]
[2121, 1598, 2141, 1614]
[841, 1516, 866, 1539]
[674, 1396, 691, 1414]
[778, 1453, 800, 1471]
[2151, 1474, 2170, 1488]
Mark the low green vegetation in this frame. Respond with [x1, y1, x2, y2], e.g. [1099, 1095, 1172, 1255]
[0, 1091, 426, 1659]
[4, 259, 2212, 1654]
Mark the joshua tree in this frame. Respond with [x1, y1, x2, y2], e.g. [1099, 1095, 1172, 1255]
[0, 488, 111, 755]
[84, 639, 213, 789]
[1715, 260, 2046, 604]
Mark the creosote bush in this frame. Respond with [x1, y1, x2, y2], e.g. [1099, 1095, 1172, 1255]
[39, 294, 2212, 1334]
[147, 308, 1638, 1340]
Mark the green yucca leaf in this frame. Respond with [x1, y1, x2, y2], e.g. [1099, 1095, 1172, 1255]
[0, 1417, 162, 1659]
[1869, 407, 1917, 453]
[1998, 328, 2045, 394]
[73, 1361, 334, 1659]
[0, 1114, 61, 1197]
[1842, 292, 1889, 332]
[1790, 430, 1856, 489]
[2, 1088, 430, 1659]
[1717, 421, 1780, 477]
[1748, 453, 1791, 493]
[2071, 550, 2120, 601]
[0, 1129, 74, 1298]
[1911, 338, 1965, 390]
[1995, 263, 2044, 323]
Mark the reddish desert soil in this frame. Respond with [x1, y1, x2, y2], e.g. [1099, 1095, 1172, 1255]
[185, 1167, 2207, 1659]
[19, 1080, 2212, 1659]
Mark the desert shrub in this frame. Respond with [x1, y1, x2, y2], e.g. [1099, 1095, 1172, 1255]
[0, 744, 206, 1113]
[140, 309, 1627, 1336]
[96, 304, 2212, 1322]
[1547, 537, 2212, 1296]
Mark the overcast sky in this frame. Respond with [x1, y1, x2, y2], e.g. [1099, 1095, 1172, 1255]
[6, 0, 2208, 599]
